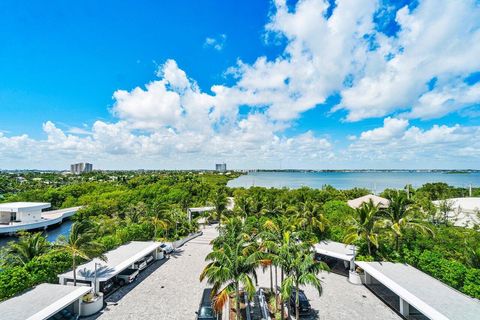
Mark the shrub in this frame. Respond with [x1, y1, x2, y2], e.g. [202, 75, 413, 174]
[0, 267, 32, 300]
[463, 268, 480, 299]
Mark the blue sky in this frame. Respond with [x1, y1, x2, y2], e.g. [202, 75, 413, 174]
[0, 0, 479, 170]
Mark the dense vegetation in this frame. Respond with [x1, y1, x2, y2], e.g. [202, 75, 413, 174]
[0, 171, 479, 309]
[221, 183, 480, 305]
[0, 171, 237, 300]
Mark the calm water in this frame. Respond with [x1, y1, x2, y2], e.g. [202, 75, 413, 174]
[0, 219, 73, 247]
[228, 171, 480, 191]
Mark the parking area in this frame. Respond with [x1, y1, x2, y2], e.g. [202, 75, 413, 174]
[255, 268, 401, 320]
[92, 225, 218, 320]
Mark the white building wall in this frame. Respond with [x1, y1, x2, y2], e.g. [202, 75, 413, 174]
[17, 208, 43, 223]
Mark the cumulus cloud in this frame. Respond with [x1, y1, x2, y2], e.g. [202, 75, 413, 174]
[337, 0, 480, 121]
[349, 118, 480, 163]
[1, 0, 480, 169]
[204, 34, 227, 51]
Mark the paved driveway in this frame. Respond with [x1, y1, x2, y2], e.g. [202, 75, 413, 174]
[94, 225, 218, 320]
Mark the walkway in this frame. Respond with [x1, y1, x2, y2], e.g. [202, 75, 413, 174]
[93, 225, 218, 320]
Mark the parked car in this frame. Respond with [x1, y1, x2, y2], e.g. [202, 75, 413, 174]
[132, 255, 155, 271]
[100, 279, 115, 294]
[289, 289, 311, 316]
[116, 268, 139, 286]
[132, 259, 148, 271]
[160, 243, 174, 254]
[196, 288, 220, 320]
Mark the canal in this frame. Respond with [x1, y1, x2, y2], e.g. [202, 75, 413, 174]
[0, 219, 73, 247]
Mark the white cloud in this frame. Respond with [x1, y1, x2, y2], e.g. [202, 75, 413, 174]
[408, 82, 480, 119]
[1, 0, 480, 169]
[349, 118, 480, 164]
[338, 0, 480, 121]
[359, 117, 409, 142]
[204, 34, 227, 51]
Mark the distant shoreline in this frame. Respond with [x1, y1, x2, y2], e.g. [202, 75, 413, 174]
[244, 169, 479, 173]
[1, 169, 479, 173]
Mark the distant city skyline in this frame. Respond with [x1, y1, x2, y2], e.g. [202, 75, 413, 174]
[0, 0, 479, 170]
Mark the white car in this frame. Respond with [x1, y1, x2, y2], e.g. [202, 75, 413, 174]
[160, 243, 174, 254]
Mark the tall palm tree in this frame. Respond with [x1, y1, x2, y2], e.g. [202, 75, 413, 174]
[213, 188, 228, 223]
[278, 231, 328, 320]
[150, 202, 171, 239]
[383, 193, 434, 251]
[200, 238, 259, 320]
[55, 221, 106, 286]
[343, 199, 382, 256]
[5, 232, 50, 266]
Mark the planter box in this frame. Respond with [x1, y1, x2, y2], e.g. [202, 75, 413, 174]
[80, 293, 104, 316]
[348, 270, 364, 285]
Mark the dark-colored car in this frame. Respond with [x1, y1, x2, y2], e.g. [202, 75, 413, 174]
[196, 288, 220, 320]
[289, 289, 311, 316]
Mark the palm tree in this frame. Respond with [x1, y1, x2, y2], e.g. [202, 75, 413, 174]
[293, 201, 328, 236]
[213, 188, 228, 223]
[278, 231, 328, 320]
[383, 193, 433, 251]
[200, 238, 259, 320]
[343, 199, 382, 256]
[55, 221, 106, 286]
[150, 202, 171, 239]
[5, 232, 50, 266]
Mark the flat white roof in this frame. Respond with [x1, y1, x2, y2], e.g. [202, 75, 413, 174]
[432, 197, 480, 212]
[347, 195, 390, 209]
[314, 240, 357, 261]
[356, 261, 480, 320]
[0, 202, 50, 211]
[188, 206, 215, 212]
[432, 198, 480, 227]
[59, 241, 161, 282]
[0, 283, 90, 320]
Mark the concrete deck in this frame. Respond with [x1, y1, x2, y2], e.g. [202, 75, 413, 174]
[89, 225, 400, 320]
[92, 225, 218, 320]
[255, 266, 401, 320]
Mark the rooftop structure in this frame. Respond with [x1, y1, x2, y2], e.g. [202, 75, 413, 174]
[0, 283, 91, 320]
[187, 206, 215, 222]
[0, 203, 81, 234]
[0, 202, 50, 225]
[356, 261, 480, 319]
[347, 194, 390, 209]
[59, 241, 163, 284]
[314, 240, 357, 263]
[432, 197, 480, 228]
[314, 240, 357, 276]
